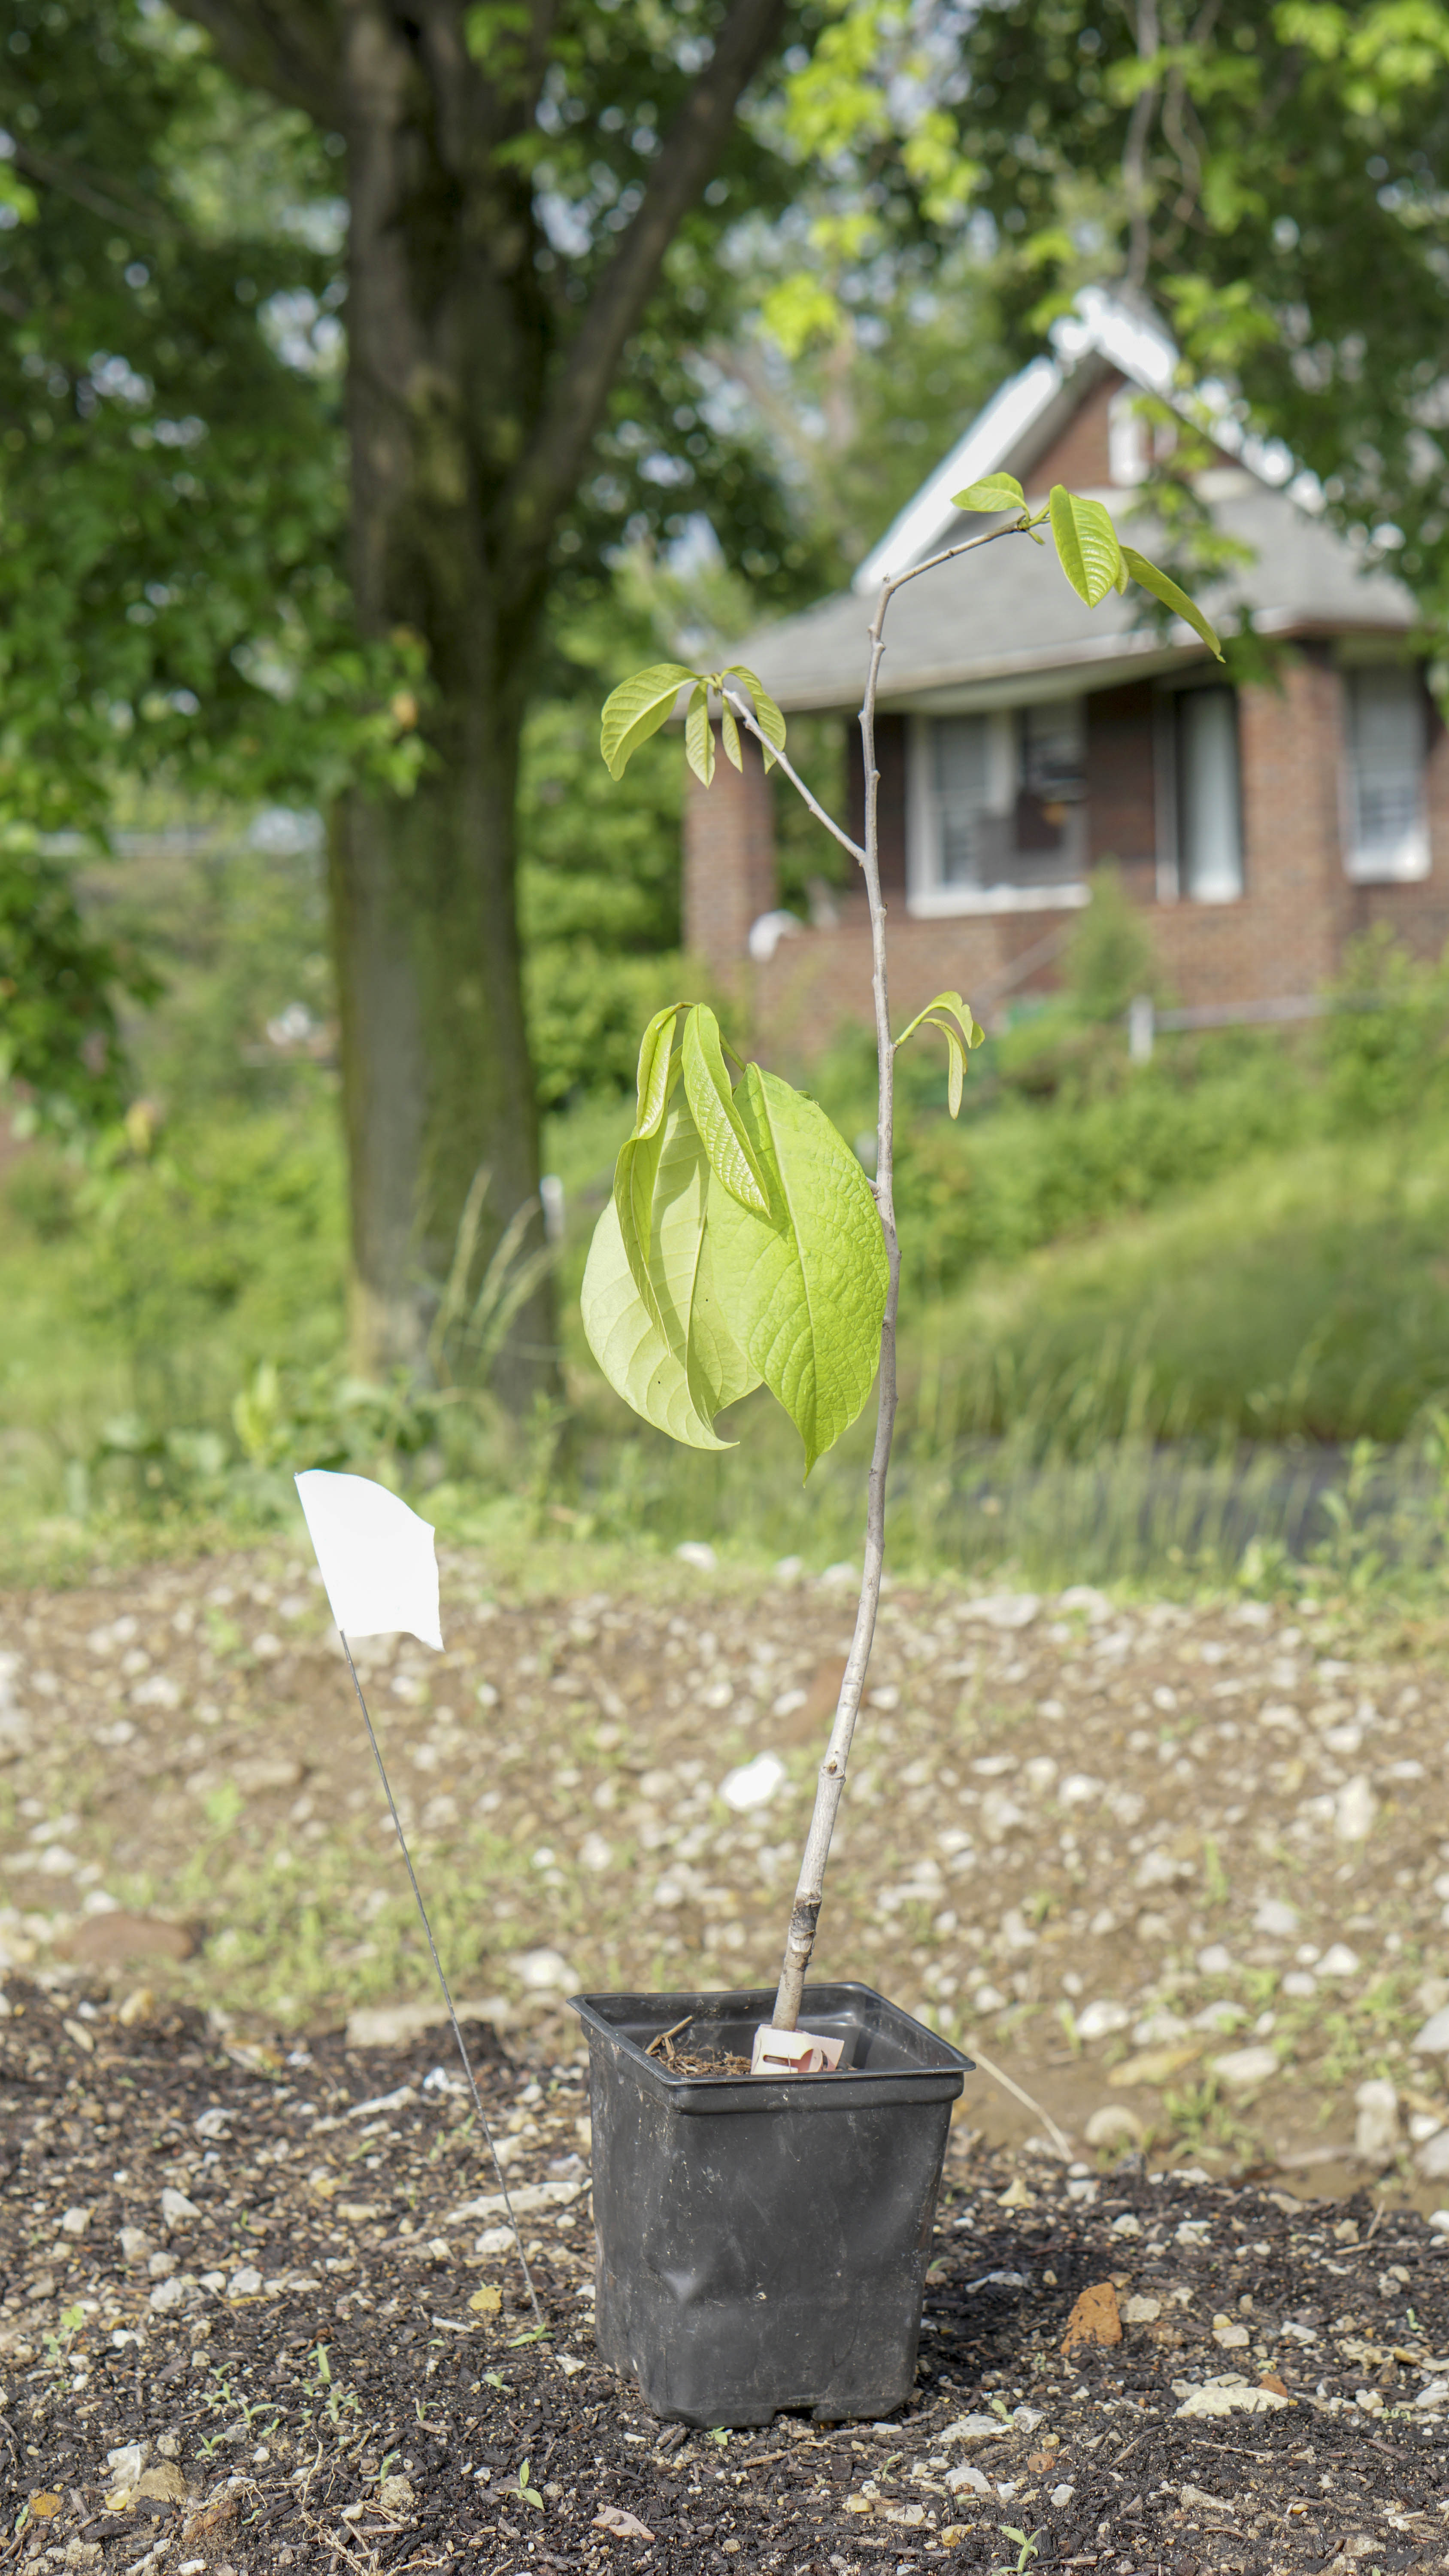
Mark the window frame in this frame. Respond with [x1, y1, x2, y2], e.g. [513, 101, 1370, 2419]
[904, 703, 1090, 918]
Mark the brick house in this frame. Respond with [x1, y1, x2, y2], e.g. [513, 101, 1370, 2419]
[685, 291, 1449, 1055]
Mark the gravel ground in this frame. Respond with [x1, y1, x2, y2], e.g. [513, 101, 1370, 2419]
[7, 1978, 1449, 2574]
[3, 1546, 1449, 2184]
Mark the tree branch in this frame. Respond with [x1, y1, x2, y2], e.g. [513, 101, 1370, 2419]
[500, 0, 786, 579]
[166, 0, 344, 126]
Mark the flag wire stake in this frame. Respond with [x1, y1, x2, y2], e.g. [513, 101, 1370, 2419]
[340, 1631, 544, 2331]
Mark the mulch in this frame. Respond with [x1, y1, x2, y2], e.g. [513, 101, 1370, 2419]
[4, 1978, 1449, 2576]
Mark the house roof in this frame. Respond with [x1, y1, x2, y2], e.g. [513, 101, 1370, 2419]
[724, 292, 1419, 716]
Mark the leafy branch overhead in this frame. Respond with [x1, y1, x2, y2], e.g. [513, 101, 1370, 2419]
[951, 474, 1224, 659]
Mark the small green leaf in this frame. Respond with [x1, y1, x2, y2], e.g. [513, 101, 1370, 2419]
[684, 681, 714, 787]
[1120, 544, 1225, 660]
[942, 1023, 965, 1117]
[682, 1004, 770, 1216]
[951, 472, 1026, 514]
[600, 662, 696, 779]
[894, 989, 982, 1054]
[707, 1067, 888, 1476]
[1049, 485, 1123, 608]
[722, 665, 787, 772]
[719, 695, 743, 771]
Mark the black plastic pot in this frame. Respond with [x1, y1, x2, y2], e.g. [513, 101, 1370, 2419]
[570, 1983, 971, 2427]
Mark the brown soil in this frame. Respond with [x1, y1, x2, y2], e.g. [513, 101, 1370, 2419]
[3, 1549, 1449, 2193]
[6, 1978, 1449, 2574]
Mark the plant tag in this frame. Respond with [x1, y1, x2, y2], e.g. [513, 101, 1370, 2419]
[750, 2024, 844, 2076]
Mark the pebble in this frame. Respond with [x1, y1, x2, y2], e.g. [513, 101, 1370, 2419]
[720, 1753, 786, 1813]
[1334, 1776, 1376, 1841]
[674, 1543, 717, 1572]
[1354, 2078, 1400, 2164]
[1074, 1999, 1130, 2042]
[940, 2415, 1014, 2444]
[1413, 2006, 1449, 2055]
[1252, 1898, 1299, 1937]
[1084, 2105, 1144, 2149]
[1210, 2044, 1279, 2090]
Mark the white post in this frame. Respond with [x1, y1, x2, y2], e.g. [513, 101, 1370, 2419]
[1128, 993, 1155, 1064]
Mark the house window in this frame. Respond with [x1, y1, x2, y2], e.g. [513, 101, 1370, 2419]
[908, 702, 1087, 912]
[1344, 666, 1429, 882]
[1174, 685, 1244, 902]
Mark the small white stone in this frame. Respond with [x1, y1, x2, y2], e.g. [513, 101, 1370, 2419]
[149, 2273, 189, 2312]
[1075, 1999, 1130, 2042]
[1353, 2078, 1399, 2165]
[1413, 2006, 1449, 2056]
[720, 1753, 786, 1812]
[514, 1947, 578, 1993]
[577, 1832, 613, 1872]
[674, 1542, 717, 1571]
[1085, 2105, 1144, 2150]
[1050, 2482, 1076, 2509]
[940, 2415, 1013, 2444]
[1319, 1943, 1361, 1978]
[944, 2461, 993, 2495]
[60, 2207, 90, 2237]
[1281, 1971, 1317, 1999]
[161, 2188, 201, 2225]
[1122, 2295, 1161, 2323]
[227, 2266, 263, 2297]
[1196, 1944, 1233, 1976]
[1334, 1776, 1376, 1842]
[1416, 2131, 1449, 2181]
[972, 1984, 1008, 2013]
[1252, 1897, 1299, 1938]
[1132, 2009, 1189, 2046]
[1211, 2044, 1279, 2090]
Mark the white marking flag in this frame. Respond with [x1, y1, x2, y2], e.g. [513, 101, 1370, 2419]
[294, 1469, 444, 1650]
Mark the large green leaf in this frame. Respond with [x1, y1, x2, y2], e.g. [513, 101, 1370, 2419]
[582, 1106, 758, 1449]
[707, 1067, 888, 1475]
[599, 663, 697, 780]
[1120, 546, 1225, 661]
[682, 1004, 770, 1215]
[950, 473, 1025, 515]
[1049, 486, 1124, 608]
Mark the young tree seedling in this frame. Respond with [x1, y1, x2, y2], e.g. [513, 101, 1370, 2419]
[591, 480, 1220, 2035]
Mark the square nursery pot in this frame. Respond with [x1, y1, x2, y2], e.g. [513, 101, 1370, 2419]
[570, 1983, 971, 2427]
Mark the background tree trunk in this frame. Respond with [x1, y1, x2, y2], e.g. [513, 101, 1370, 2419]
[335, 6, 553, 1391]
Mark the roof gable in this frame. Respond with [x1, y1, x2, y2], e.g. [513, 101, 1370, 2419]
[853, 287, 1317, 594]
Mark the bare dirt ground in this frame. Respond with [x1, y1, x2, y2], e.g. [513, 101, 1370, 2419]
[3, 1546, 1449, 2193]
[6, 1978, 1449, 2575]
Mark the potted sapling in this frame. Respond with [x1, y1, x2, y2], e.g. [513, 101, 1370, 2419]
[571, 479, 1222, 2427]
